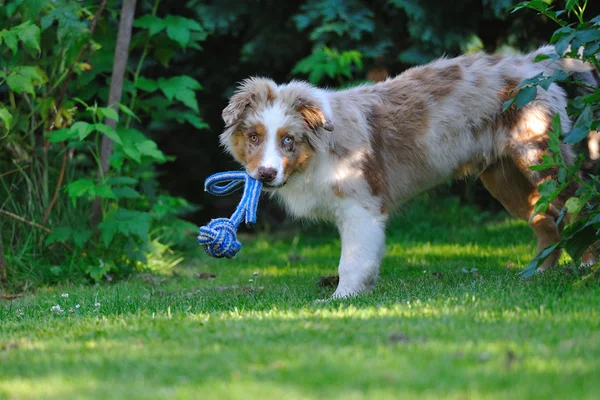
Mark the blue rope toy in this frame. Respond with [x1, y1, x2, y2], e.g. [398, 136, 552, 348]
[198, 171, 263, 258]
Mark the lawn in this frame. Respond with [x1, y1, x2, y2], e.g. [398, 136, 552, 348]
[1, 196, 599, 400]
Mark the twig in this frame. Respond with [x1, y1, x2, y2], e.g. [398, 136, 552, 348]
[0, 164, 29, 179]
[0, 209, 51, 233]
[0, 209, 74, 252]
[43, 144, 67, 225]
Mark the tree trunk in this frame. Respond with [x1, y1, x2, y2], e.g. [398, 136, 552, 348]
[91, 0, 137, 225]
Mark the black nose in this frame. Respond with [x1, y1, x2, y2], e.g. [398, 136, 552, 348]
[257, 167, 277, 183]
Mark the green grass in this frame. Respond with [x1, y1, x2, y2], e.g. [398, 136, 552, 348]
[1, 196, 599, 399]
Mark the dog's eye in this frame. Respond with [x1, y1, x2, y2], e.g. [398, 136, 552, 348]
[249, 134, 259, 143]
[283, 136, 293, 145]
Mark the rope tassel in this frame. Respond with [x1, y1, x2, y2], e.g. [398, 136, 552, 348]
[198, 172, 263, 258]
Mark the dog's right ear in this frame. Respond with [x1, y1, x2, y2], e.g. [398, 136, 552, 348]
[222, 77, 278, 129]
[222, 90, 254, 129]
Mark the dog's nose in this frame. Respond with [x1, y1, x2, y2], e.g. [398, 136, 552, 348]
[257, 166, 277, 183]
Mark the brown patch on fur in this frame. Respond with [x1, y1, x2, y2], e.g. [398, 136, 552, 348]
[361, 78, 431, 203]
[244, 123, 266, 172]
[267, 86, 277, 102]
[295, 143, 313, 172]
[255, 123, 266, 136]
[230, 132, 247, 164]
[405, 65, 463, 101]
[298, 104, 328, 130]
[474, 74, 486, 88]
[277, 127, 289, 141]
[332, 184, 345, 198]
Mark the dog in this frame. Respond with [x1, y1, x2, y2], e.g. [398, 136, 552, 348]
[218, 45, 597, 299]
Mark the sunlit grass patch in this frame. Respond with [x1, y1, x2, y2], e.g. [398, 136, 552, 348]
[1, 196, 599, 400]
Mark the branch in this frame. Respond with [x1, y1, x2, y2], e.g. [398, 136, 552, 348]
[43, 144, 67, 225]
[0, 164, 29, 179]
[0, 209, 74, 252]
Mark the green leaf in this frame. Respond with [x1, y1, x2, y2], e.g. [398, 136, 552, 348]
[6, 66, 46, 94]
[136, 140, 166, 162]
[86, 261, 111, 282]
[502, 98, 516, 112]
[174, 90, 199, 112]
[564, 105, 593, 144]
[98, 107, 119, 122]
[65, 179, 95, 206]
[73, 230, 92, 247]
[118, 103, 141, 122]
[70, 121, 94, 140]
[107, 176, 139, 185]
[113, 187, 141, 199]
[94, 123, 123, 144]
[1, 30, 18, 55]
[164, 15, 191, 48]
[98, 209, 152, 246]
[133, 15, 166, 36]
[94, 184, 116, 200]
[175, 112, 210, 129]
[122, 143, 141, 163]
[520, 243, 559, 278]
[515, 86, 537, 109]
[135, 77, 159, 92]
[538, 179, 558, 197]
[565, 197, 582, 213]
[47, 128, 77, 143]
[14, 20, 41, 53]
[158, 76, 202, 101]
[45, 226, 74, 246]
[529, 154, 555, 171]
[0, 108, 13, 132]
[564, 225, 598, 261]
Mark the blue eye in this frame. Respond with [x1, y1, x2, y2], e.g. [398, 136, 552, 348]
[283, 136, 293, 145]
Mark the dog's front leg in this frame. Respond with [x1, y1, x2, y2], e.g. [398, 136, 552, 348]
[331, 200, 387, 299]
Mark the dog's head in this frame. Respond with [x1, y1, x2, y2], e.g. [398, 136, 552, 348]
[219, 77, 334, 188]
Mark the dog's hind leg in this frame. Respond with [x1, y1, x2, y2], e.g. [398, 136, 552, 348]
[480, 158, 562, 270]
[509, 137, 600, 267]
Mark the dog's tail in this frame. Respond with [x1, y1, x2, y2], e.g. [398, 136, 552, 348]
[527, 45, 595, 75]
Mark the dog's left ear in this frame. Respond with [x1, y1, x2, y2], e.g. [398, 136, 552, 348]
[296, 98, 334, 132]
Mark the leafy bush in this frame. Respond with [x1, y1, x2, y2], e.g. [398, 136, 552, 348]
[0, 0, 206, 285]
[510, 0, 600, 276]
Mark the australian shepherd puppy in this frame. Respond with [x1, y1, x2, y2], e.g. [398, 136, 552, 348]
[219, 45, 597, 299]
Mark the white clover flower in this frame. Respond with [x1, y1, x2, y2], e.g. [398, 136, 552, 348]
[61, 293, 69, 298]
[94, 302, 101, 307]
[248, 279, 254, 283]
[75, 304, 81, 309]
[51, 305, 63, 314]
[253, 271, 259, 276]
